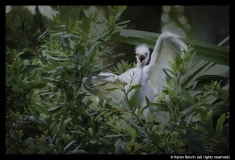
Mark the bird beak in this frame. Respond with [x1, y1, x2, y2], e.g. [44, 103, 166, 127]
[138, 55, 146, 62]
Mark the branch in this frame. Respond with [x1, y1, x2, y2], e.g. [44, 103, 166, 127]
[6, 28, 30, 45]
[130, 108, 165, 153]
[51, 85, 80, 144]
[94, 134, 114, 152]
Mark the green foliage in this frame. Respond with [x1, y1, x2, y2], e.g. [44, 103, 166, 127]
[6, 5, 128, 154]
[111, 59, 136, 75]
[112, 29, 229, 66]
[6, 6, 229, 154]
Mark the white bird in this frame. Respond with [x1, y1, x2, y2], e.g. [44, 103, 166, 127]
[82, 33, 188, 112]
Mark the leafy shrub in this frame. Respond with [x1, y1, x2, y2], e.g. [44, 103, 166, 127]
[6, 6, 229, 154]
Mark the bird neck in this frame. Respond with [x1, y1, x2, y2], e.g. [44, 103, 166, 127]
[133, 66, 143, 86]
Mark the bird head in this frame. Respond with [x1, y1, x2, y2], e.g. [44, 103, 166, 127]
[135, 44, 150, 66]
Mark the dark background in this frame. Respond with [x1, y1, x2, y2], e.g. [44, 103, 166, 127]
[107, 6, 229, 65]
[6, 5, 229, 66]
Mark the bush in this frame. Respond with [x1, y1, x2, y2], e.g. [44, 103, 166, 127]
[6, 6, 229, 154]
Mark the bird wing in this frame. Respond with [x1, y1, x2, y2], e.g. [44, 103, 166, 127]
[82, 33, 187, 104]
[116, 68, 136, 83]
[82, 68, 137, 104]
[146, 33, 188, 94]
[82, 75, 124, 101]
[98, 72, 118, 82]
[99, 68, 136, 83]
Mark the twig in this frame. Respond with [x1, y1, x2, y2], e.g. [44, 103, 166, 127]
[95, 134, 114, 152]
[6, 28, 30, 45]
[51, 85, 80, 144]
[130, 108, 165, 153]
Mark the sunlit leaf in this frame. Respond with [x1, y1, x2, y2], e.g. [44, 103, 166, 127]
[115, 139, 124, 154]
[103, 88, 119, 91]
[129, 84, 142, 91]
[48, 105, 62, 113]
[216, 113, 226, 133]
[64, 118, 73, 125]
[64, 140, 76, 153]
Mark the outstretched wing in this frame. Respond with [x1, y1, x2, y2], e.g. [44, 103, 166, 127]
[99, 68, 136, 83]
[146, 33, 188, 94]
[82, 75, 124, 101]
[82, 68, 137, 104]
[82, 32, 187, 104]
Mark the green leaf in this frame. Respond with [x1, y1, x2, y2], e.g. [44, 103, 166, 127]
[94, 111, 107, 121]
[88, 42, 101, 56]
[109, 99, 124, 106]
[128, 95, 137, 108]
[115, 139, 124, 154]
[129, 84, 142, 91]
[48, 105, 62, 113]
[181, 90, 194, 105]
[181, 61, 214, 89]
[126, 126, 137, 138]
[211, 107, 228, 118]
[180, 133, 206, 154]
[168, 61, 177, 72]
[19, 52, 37, 60]
[34, 83, 46, 89]
[66, 149, 87, 154]
[120, 119, 127, 131]
[187, 136, 206, 154]
[22, 126, 43, 138]
[6, 40, 21, 49]
[185, 114, 193, 126]
[180, 105, 195, 118]
[42, 50, 69, 61]
[64, 140, 76, 153]
[98, 148, 109, 154]
[104, 134, 125, 138]
[150, 134, 160, 143]
[103, 88, 119, 91]
[116, 53, 125, 57]
[64, 118, 73, 125]
[186, 128, 206, 138]
[21, 65, 41, 73]
[194, 108, 207, 122]
[116, 122, 122, 130]
[36, 103, 48, 114]
[201, 64, 229, 78]
[27, 116, 48, 127]
[216, 138, 228, 151]
[29, 140, 36, 153]
[216, 113, 226, 133]
[112, 29, 229, 66]
[75, 44, 86, 56]
[207, 117, 213, 137]
[175, 54, 182, 66]
[62, 73, 77, 82]
[81, 66, 93, 77]
[38, 28, 49, 40]
[219, 89, 229, 102]
[14, 15, 21, 26]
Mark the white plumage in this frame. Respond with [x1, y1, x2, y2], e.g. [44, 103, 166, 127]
[82, 32, 188, 113]
[135, 44, 150, 56]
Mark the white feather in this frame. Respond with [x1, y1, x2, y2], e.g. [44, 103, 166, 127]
[82, 33, 188, 113]
[135, 44, 150, 54]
